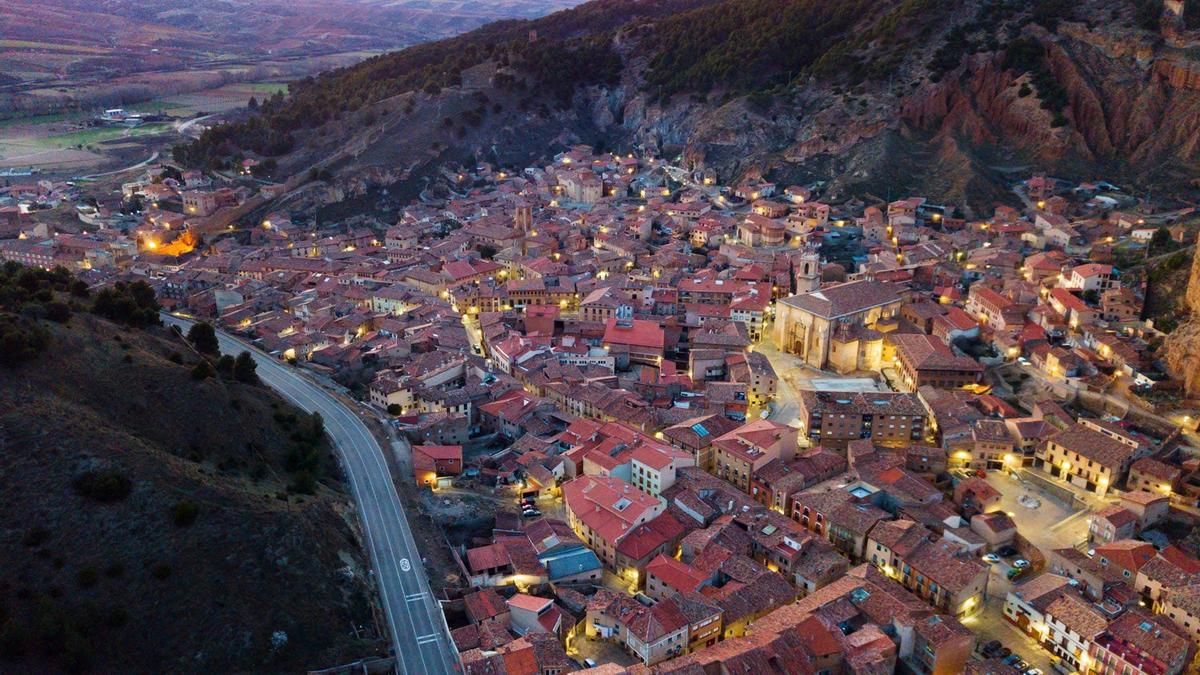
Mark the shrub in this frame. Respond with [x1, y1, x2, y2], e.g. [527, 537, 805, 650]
[170, 499, 200, 527]
[387, 403, 402, 415]
[191, 361, 215, 380]
[43, 301, 71, 323]
[0, 314, 49, 368]
[288, 471, 317, 495]
[73, 470, 132, 503]
[150, 563, 172, 580]
[0, 619, 28, 660]
[22, 526, 50, 547]
[77, 567, 99, 589]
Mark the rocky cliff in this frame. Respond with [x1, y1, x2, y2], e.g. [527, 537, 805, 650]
[1166, 248, 1200, 397]
[656, 18, 1200, 208]
[212, 0, 1200, 214]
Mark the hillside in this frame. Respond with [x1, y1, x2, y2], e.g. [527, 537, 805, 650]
[181, 0, 1200, 212]
[0, 267, 378, 673]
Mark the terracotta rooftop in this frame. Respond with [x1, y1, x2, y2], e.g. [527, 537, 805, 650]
[779, 279, 902, 319]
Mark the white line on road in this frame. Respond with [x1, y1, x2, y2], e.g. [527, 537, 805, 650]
[160, 315, 456, 674]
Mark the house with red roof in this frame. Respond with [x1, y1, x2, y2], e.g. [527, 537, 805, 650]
[562, 475, 665, 577]
[507, 593, 560, 633]
[413, 444, 463, 488]
[1062, 263, 1116, 293]
[602, 316, 665, 367]
[712, 419, 798, 492]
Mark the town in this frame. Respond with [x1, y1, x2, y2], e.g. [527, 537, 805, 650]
[3, 143, 1200, 675]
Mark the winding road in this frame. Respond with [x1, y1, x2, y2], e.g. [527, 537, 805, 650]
[161, 314, 458, 675]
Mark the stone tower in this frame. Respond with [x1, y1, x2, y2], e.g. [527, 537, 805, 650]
[795, 247, 821, 294]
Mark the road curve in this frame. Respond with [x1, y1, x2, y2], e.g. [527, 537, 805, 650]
[162, 314, 457, 675]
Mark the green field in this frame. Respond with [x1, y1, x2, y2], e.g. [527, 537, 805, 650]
[0, 39, 110, 54]
[38, 123, 173, 149]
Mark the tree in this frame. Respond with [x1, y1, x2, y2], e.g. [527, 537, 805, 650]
[307, 412, 325, 442]
[233, 351, 258, 384]
[91, 281, 160, 327]
[247, 96, 259, 110]
[187, 322, 219, 355]
[387, 403, 402, 415]
[1148, 227, 1173, 256]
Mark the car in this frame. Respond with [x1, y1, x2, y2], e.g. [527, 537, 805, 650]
[1086, 549, 1095, 558]
[997, 546, 1018, 558]
[983, 553, 1001, 564]
[997, 647, 1012, 659]
[522, 509, 541, 518]
[584, 658, 598, 668]
[1024, 669, 1043, 675]
[1003, 654, 1021, 666]
[1013, 559, 1031, 569]
[1007, 567, 1025, 580]
[981, 640, 1002, 656]
[1015, 660, 1028, 670]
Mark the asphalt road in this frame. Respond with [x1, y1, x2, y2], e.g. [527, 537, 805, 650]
[162, 315, 457, 675]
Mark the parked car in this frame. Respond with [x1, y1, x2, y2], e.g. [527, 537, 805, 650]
[1086, 549, 1095, 558]
[981, 640, 1002, 657]
[1003, 654, 1022, 666]
[1007, 567, 1026, 580]
[983, 553, 1001, 564]
[997, 647, 1012, 658]
[1024, 668, 1043, 675]
[522, 509, 541, 518]
[1013, 559, 1031, 569]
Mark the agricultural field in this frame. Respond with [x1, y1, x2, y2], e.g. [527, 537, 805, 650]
[0, 120, 173, 172]
[0, 39, 110, 53]
[148, 82, 290, 117]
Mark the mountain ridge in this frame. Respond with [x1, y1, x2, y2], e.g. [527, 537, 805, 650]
[181, 0, 1200, 211]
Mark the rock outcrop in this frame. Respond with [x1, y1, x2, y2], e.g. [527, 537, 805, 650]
[1165, 249, 1200, 397]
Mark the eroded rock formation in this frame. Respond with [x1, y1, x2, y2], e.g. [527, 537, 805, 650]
[1165, 248, 1200, 397]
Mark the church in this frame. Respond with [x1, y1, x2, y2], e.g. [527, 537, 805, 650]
[772, 280, 904, 373]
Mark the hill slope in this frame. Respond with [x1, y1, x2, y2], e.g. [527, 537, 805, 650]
[182, 0, 1200, 211]
[0, 271, 377, 673]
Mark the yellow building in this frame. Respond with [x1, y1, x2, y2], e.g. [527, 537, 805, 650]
[774, 280, 903, 372]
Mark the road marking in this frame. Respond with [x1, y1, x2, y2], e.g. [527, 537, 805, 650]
[417, 633, 440, 645]
[400, 558, 412, 572]
[407, 592, 426, 602]
[164, 316, 456, 674]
